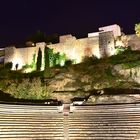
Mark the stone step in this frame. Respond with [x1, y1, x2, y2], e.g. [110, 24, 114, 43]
[68, 136, 134, 140]
[0, 128, 63, 131]
[0, 126, 64, 129]
[69, 113, 140, 116]
[72, 109, 140, 112]
[0, 114, 63, 117]
[69, 118, 140, 122]
[69, 131, 137, 134]
[0, 131, 64, 135]
[69, 112, 140, 115]
[0, 119, 63, 122]
[0, 123, 63, 126]
[4, 117, 136, 121]
[0, 110, 59, 113]
[69, 123, 140, 126]
[68, 133, 136, 137]
[73, 104, 140, 108]
[73, 107, 140, 111]
[0, 135, 64, 139]
[0, 138, 63, 140]
[0, 104, 58, 108]
[68, 117, 140, 120]
[69, 128, 139, 131]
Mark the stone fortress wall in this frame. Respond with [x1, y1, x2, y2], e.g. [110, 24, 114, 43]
[4, 43, 46, 70]
[5, 24, 136, 70]
[48, 34, 100, 63]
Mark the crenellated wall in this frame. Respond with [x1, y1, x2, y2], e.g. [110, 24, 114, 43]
[48, 35, 100, 63]
[4, 24, 122, 71]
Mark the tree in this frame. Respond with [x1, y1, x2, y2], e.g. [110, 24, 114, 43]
[135, 23, 140, 37]
[49, 49, 54, 67]
[36, 48, 42, 71]
[44, 47, 50, 69]
[5, 62, 13, 70]
[46, 33, 59, 44]
[27, 30, 47, 43]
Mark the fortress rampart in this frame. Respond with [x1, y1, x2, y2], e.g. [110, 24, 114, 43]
[4, 24, 129, 70]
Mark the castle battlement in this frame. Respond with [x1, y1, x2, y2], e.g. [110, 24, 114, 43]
[3, 24, 125, 71]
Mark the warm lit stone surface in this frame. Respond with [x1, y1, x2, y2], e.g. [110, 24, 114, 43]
[69, 104, 140, 140]
[0, 103, 140, 139]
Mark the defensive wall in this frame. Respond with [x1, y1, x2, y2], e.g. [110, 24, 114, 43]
[3, 24, 131, 70]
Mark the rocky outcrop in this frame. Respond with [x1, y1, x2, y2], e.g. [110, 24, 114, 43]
[113, 64, 140, 84]
[86, 88, 140, 104]
[48, 73, 80, 91]
[87, 94, 140, 104]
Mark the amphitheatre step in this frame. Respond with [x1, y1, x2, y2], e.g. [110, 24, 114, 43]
[1, 103, 140, 139]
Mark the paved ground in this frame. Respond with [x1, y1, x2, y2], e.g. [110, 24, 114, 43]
[0, 103, 140, 139]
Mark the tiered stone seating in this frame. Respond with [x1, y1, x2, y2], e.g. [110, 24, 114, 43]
[0, 103, 64, 140]
[68, 104, 140, 140]
[1, 103, 140, 139]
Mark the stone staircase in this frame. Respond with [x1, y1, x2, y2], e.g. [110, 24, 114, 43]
[69, 104, 140, 140]
[0, 103, 64, 140]
[0, 103, 140, 139]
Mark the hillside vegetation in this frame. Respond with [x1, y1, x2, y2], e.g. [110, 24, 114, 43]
[0, 49, 140, 101]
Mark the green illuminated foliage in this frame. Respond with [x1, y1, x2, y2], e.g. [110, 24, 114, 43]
[6, 78, 52, 100]
[44, 47, 67, 69]
[135, 23, 140, 37]
[48, 49, 54, 67]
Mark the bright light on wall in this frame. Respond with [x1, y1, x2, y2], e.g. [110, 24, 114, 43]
[23, 68, 33, 73]
[60, 60, 65, 66]
[92, 48, 101, 59]
[12, 58, 23, 70]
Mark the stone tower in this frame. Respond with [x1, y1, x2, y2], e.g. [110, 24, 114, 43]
[99, 31, 115, 58]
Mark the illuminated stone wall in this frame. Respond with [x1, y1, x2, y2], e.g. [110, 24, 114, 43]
[4, 43, 45, 70]
[4, 34, 112, 70]
[99, 24, 121, 38]
[4, 24, 121, 70]
[5, 46, 36, 70]
[48, 35, 100, 63]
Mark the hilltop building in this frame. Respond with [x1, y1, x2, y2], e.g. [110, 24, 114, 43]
[3, 24, 122, 71]
[2, 24, 140, 71]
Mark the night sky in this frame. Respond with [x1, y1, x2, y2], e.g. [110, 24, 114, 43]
[0, 0, 140, 47]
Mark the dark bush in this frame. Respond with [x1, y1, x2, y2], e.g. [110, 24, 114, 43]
[65, 60, 73, 66]
[82, 55, 100, 65]
[109, 49, 140, 65]
[5, 62, 13, 70]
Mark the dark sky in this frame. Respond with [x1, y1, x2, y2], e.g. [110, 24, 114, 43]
[0, 0, 140, 47]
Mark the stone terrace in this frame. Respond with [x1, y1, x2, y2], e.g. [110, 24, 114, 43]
[0, 103, 140, 139]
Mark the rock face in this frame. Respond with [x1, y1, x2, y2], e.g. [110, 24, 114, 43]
[48, 73, 80, 92]
[87, 94, 140, 104]
[113, 64, 140, 84]
[45, 61, 140, 103]
[128, 34, 140, 51]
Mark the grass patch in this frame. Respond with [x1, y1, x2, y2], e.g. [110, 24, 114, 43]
[122, 61, 140, 69]
[109, 50, 140, 65]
